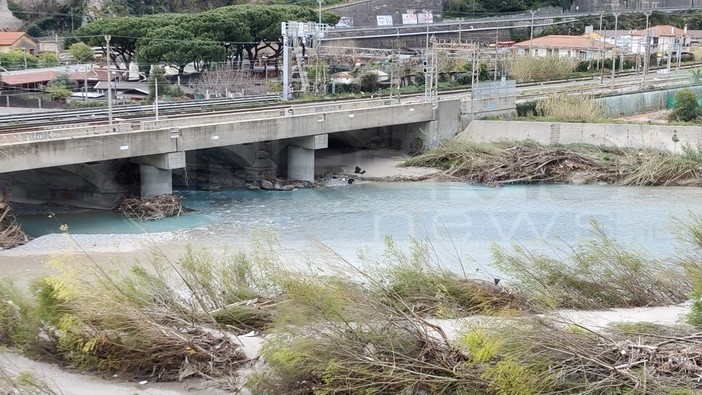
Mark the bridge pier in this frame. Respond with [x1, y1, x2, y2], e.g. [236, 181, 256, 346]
[287, 135, 328, 182]
[132, 152, 186, 197]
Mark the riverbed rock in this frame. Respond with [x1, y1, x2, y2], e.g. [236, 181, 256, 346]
[282, 185, 295, 191]
[261, 180, 274, 190]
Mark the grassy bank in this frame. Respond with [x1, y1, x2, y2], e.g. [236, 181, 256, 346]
[405, 141, 702, 187]
[1, 219, 702, 393]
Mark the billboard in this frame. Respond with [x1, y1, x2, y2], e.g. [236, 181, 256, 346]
[337, 16, 354, 27]
[402, 13, 418, 24]
[417, 12, 433, 24]
[376, 15, 393, 26]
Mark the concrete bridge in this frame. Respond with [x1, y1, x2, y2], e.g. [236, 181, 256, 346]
[0, 92, 515, 208]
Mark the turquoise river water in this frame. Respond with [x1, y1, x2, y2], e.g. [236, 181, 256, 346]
[16, 182, 702, 278]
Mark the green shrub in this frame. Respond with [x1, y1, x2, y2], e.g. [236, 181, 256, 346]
[516, 100, 538, 117]
[668, 88, 702, 122]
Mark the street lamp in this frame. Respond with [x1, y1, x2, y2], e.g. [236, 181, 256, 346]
[22, 47, 27, 70]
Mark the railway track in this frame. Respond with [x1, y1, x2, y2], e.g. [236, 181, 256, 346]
[1, 62, 700, 135]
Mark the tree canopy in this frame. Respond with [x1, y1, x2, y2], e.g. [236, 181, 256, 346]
[444, 0, 572, 18]
[74, 5, 338, 73]
[69, 42, 95, 63]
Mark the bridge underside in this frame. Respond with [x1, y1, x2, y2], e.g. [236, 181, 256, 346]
[0, 160, 137, 210]
[0, 121, 437, 209]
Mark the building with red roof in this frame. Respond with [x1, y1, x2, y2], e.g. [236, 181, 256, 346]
[0, 32, 39, 55]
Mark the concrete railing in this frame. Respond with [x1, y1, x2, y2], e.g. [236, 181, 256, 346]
[140, 98, 423, 131]
[0, 122, 137, 145]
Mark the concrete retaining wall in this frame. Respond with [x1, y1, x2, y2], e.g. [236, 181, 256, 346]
[596, 85, 702, 117]
[327, 0, 443, 28]
[461, 120, 702, 152]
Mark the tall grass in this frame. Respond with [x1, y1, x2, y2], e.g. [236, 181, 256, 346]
[0, 246, 286, 383]
[506, 56, 577, 82]
[536, 94, 607, 122]
[619, 145, 702, 186]
[492, 220, 689, 310]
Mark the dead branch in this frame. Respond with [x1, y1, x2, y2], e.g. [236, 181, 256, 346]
[119, 194, 183, 221]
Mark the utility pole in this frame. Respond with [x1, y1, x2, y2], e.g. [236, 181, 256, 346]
[83, 67, 88, 101]
[105, 35, 112, 130]
[282, 22, 290, 102]
[600, 14, 606, 84]
[424, 22, 430, 101]
[612, 12, 620, 88]
[494, 28, 499, 81]
[597, 12, 604, 70]
[643, 11, 651, 89]
[458, 19, 462, 42]
[317, 0, 323, 25]
[529, 10, 536, 55]
[154, 77, 159, 120]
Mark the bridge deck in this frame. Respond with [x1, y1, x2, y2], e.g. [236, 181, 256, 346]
[0, 100, 436, 174]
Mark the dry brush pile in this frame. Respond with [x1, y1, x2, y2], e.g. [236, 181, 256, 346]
[3, 220, 702, 393]
[119, 194, 184, 221]
[0, 188, 28, 249]
[406, 141, 702, 187]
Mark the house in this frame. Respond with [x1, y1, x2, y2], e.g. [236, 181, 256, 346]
[628, 25, 691, 55]
[0, 32, 39, 54]
[0, 64, 93, 90]
[36, 36, 62, 56]
[331, 72, 354, 85]
[512, 35, 614, 60]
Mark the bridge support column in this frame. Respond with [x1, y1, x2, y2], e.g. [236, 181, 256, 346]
[140, 165, 173, 197]
[132, 152, 186, 197]
[287, 135, 328, 182]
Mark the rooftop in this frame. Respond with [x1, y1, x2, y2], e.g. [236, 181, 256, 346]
[0, 64, 95, 86]
[630, 25, 689, 37]
[513, 35, 615, 50]
[0, 32, 34, 46]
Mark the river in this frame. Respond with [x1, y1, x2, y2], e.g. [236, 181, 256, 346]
[15, 182, 702, 280]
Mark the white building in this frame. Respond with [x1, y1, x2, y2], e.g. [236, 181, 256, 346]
[628, 25, 690, 55]
[512, 35, 614, 60]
